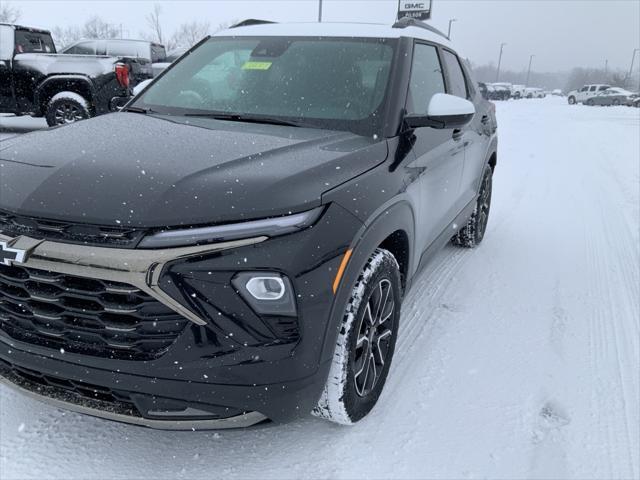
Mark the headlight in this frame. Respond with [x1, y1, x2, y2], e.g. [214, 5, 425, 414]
[139, 207, 324, 248]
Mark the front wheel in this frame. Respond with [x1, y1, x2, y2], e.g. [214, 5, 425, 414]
[452, 164, 493, 248]
[568, 96, 576, 105]
[586, 99, 595, 106]
[313, 248, 401, 425]
[45, 92, 91, 126]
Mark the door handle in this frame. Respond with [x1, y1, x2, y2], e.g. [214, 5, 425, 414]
[452, 129, 463, 141]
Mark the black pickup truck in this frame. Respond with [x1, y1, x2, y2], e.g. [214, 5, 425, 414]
[0, 24, 141, 126]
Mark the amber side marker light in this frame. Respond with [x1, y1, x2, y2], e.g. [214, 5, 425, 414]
[332, 249, 353, 294]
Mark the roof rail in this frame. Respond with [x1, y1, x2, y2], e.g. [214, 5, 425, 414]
[230, 19, 277, 29]
[392, 17, 448, 40]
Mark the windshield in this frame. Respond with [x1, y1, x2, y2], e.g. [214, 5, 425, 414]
[132, 36, 396, 135]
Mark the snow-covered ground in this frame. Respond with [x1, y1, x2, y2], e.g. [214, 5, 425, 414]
[1, 97, 639, 479]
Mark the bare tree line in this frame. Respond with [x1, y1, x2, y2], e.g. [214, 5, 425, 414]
[0, 1, 21, 23]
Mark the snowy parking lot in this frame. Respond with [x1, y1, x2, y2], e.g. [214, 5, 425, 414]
[1, 97, 638, 479]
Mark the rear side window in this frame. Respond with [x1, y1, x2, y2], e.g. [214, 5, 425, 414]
[65, 41, 96, 55]
[589, 86, 597, 92]
[406, 43, 445, 115]
[14, 30, 55, 54]
[107, 42, 151, 61]
[442, 50, 468, 98]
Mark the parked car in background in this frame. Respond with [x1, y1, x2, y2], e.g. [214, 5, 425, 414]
[524, 87, 545, 98]
[552, 89, 563, 96]
[629, 93, 640, 108]
[586, 87, 635, 106]
[0, 18, 498, 429]
[0, 23, 138, 126]
[479, 83, 510, 101]
[490, 83, 511, 100]
[567, 84, 610, 104]
[62, 39, 165, 81]
[511, 84, 526, 99]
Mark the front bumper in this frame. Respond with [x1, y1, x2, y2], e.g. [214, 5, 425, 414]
[0, 203, 361, 427]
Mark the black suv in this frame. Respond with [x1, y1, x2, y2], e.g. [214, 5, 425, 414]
[0, 19, 497, 429]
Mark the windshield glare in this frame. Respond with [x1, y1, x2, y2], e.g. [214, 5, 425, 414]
[134, 37, 396, 134]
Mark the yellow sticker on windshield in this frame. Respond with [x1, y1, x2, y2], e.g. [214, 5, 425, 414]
[242, 61, 273, 70]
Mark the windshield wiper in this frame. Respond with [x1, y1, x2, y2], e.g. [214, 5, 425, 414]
[183, 112, 304, 128]
[124, 106, 158, 114]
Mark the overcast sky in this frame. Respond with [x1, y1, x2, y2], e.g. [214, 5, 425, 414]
[12, 0, 640, 72]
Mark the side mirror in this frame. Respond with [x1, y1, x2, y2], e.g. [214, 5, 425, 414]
[406, 93, 476, 129]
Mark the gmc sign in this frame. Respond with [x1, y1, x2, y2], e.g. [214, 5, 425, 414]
[397, 0, 433, 21]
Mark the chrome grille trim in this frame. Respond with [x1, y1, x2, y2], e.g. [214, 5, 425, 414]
[0, 233, 267, 326]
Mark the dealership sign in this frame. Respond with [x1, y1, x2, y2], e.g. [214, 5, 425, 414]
[397, 0, 433, 21]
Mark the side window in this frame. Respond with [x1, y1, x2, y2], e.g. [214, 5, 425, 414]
[580, 86, 588, 92]
[406, 43, 445, 115]
[67, 42, 96, 55]
[589, 86, 597, 92]
[598, 85, 609, 91]
[0, 26, 13, 60]
[442, 50, 468, 98]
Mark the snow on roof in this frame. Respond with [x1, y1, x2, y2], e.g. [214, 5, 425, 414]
[214, 22, 454, 49]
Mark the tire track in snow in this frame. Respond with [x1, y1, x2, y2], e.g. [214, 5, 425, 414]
[581, 140, 639, 479]
[386, 246, 472, 391]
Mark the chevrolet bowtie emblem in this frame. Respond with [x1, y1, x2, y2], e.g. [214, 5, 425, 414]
[0, 240, 27, 267]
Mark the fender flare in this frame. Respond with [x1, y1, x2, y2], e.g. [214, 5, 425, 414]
[35, 75, 96, 113]
[319, 199, 416, 363]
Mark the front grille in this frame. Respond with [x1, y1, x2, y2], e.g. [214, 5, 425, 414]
[0, 210, 144, 248]
[0, 264, 189, 360]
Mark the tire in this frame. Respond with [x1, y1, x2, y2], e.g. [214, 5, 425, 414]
[568, 96, 576, 105]
[612, 99, 620, 106]
[313, 248, 401, 425]
[45, 92, 91, 127]
[586, 99, 594, 106]
[452, 164, 493, 248]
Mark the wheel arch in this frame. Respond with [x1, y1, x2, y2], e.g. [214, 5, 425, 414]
[35, 76, 95, 115]
[320, 199, 415, 364]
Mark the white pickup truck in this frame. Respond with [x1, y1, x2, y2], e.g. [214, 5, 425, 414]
[567, 84, 611, 105]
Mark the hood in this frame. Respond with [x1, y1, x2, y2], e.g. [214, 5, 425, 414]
[0, 113, 387, 228]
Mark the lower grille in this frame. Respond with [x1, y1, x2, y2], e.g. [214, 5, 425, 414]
[0, 357, 138, 417]
[0, 264, 189, 360]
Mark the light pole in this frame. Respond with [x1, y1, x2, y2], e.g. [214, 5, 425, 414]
[526, 54, 535, 87]
[495, 43, 506, 82]
[627, 48, 640, 87]
[447, 18, 457, 39]
[318, 0, 323, 22]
